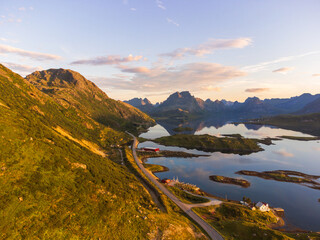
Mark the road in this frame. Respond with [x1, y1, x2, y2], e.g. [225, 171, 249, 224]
[118, 149, 124, 165]
[126, 132, 224, 240]
[119, 147, 167, 212]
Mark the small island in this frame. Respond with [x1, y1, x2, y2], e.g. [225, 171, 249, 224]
[209, 175, 251, 188]
[236, 170, 320, 190]
[151, 134, 266, 154]
[278, 135, 320, 141]
[137, 149, 209, 160]
[143, 163, 169, 173]
[137, 150, 209, 173]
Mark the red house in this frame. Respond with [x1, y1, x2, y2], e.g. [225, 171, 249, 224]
[142, 147, 160, 152]
[161, 178, 171, 184]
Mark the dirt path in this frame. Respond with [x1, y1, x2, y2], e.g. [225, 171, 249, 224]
[126, 132, 224, 240]
[182, 191, 222, 208]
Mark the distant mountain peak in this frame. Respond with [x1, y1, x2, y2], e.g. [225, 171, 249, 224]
[244, 96, 262, 104]
[180, 91, 192, 97]
[167, 91, 193, 100]
[143, 98, 152, 105]
[124, 97, 152, 107]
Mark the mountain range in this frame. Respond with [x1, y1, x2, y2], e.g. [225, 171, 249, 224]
[125, 91, 320, 119]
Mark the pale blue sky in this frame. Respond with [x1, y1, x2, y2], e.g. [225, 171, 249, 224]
[1, 0, 320, 102]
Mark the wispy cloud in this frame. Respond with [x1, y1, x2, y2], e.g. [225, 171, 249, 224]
[0, 37, 18, 43]
[201, 86, 221, 91]
[242, 51, 319, 72]
[160, 38, 252, 59]
[273, 149, 294, 157]
[167, 18, 179, 27]
[0, 44, 61, 61]
[272, 67, 294, 74]
[156, 0, 166, 10]
[130, 8, 137, 11]
[118, 65, 150, 73]
[312, 73, 320, 77]
[0, 16, 22, 24]
[71, 54, 144, 65]
[91, 62, 246, 92]
[245, 88, 270, 93]
[2, 62, 42, 76]
[18, 6, 34, 11]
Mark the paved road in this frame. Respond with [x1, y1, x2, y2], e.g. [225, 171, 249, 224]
[118, 149, 124, 165]
[126, 132, 224, 240]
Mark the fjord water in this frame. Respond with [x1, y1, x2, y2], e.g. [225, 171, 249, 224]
[139, 122, 320, 231]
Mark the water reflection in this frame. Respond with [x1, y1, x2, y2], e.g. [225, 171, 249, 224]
[139, 118, 320, 231]
[140, 117, 313, 140]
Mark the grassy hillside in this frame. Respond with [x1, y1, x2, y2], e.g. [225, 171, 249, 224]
[26, 68, 155, 133]
[249, 113, 320, 136]
[193, 203, 292, 240]
[0, 65, 204, 239]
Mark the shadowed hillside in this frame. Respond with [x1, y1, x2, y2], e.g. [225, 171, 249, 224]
[248, 113, 320, 136]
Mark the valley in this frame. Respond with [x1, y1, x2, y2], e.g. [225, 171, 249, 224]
[2, 1, 320, 239]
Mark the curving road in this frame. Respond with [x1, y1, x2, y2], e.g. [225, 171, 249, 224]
[126, 132, 224, 240]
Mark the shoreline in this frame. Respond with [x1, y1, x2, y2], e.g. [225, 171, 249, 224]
[136, 137, 320, 235]
[147, 164, 319, 235]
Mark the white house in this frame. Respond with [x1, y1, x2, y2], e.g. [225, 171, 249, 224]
[255, 202, 270, 212]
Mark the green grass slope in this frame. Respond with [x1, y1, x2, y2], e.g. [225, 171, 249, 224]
[0, 65, 204, 239]
[26, 68, 155, 133]
[193, 203, 292, 240]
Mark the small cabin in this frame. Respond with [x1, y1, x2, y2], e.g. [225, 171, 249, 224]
[142, 147, 160, 152]
[256, 202, 270, 212]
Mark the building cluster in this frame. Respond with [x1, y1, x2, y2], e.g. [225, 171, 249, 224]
[161, 177, 200, 192]
[240, 201, 271, 212]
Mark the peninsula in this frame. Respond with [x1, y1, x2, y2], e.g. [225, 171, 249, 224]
[150, 134, 267, 154]
[236, 170, 320, 190]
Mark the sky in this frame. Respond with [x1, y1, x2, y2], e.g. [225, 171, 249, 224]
[1, 0, 320, 103]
